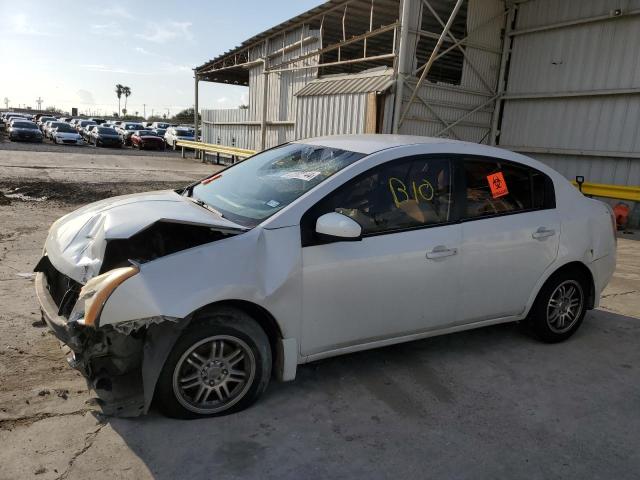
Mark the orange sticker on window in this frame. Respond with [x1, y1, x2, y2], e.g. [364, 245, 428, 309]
[487, 172, 509, 198]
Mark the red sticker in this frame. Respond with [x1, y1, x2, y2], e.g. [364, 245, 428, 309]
[487, 172, 509, 198]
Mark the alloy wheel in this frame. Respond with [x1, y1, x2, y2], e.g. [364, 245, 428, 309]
[172, 335, 256, 414]
[546, 280, 584, 334]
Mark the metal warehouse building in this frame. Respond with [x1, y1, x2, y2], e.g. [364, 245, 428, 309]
[194, 0, 640, 189]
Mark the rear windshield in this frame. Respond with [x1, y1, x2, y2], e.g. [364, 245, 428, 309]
[176, 129, 193, 136]
[13, 122, 38, 129]
[98, 127, 117, 134]
[80, 121, 96, 127]
[125, 124, 143, 130]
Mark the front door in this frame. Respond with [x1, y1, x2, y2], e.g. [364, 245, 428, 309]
[299, 154, 461, 357]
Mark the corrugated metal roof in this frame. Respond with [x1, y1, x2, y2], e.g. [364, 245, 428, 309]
[295, 67, 394, 96]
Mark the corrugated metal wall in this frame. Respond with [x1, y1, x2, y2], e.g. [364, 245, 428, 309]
[499, 0, 640, 186]
[295, 93, 369, 139]
[202, 25, 319, 150]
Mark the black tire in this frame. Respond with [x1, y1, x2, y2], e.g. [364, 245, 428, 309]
[155, 307, 272, 419]
[526, 268, 589, 343]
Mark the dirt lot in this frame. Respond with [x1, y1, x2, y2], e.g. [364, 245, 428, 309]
[0, 140, 639, 480]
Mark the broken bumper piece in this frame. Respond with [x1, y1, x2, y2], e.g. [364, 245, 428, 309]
[35, 272, 146, 417]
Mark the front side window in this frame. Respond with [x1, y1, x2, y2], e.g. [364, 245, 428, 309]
[302, 155, 453, 244]
[463, 159, 554, 219]
[191, 143, 365, 227]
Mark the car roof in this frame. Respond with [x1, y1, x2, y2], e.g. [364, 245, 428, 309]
[294, 134, 478, 155]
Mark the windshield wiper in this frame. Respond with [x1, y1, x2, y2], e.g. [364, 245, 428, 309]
[188, 196, 225, 218]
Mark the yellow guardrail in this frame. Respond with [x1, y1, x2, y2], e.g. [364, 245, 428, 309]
[176, 140, 256, 160]
[572, 181, 640, 202]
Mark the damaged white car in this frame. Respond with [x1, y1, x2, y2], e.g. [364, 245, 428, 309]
[35, 135, 616, 418]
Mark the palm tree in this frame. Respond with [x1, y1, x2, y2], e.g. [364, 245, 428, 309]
[115, 84, 124, 117]
[123, 86, 131, 113]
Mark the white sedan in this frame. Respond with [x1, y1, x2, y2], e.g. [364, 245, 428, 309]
[34, 135, 616, 418]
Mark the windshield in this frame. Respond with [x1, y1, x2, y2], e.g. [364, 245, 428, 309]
[136, 130, 154, 136]
[191, 143, 365, 227]
[125, 124, 143, 130]
[98, 127, 116, 134]
[176, 129, 193, 136]
[14, 122, 38, 129]
[56, 125, 76, 133]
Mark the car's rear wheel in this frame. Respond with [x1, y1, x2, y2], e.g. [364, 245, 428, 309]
[155, 307, 272, 419]
[527, 269, 588, 343]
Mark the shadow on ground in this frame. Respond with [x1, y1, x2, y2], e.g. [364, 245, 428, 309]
[105, 309, 640, 479]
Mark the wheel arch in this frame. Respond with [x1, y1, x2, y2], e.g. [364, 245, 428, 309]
[192, 300, 293, 382]
[526, 260, 596, 317]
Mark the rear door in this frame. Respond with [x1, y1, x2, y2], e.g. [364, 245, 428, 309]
[457, 157, 559, 322]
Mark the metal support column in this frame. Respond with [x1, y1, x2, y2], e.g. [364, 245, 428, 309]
[260, 70, 269, 151]
[392, 0, 413, 133]
[193, 73, 200, 159]
[490, 6, 516, 146]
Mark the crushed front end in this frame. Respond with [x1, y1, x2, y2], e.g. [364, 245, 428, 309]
[35, 256, 146, 416]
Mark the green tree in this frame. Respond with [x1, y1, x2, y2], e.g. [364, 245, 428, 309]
[123, 86, 131, 112]
[115, 84, 124, 117]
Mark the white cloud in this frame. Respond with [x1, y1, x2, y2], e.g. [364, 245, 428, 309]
[9, 14, 48, 36]
[76, 90, 96, 105]
[82, 64, 132, 74]
[134, 47, 153, 55]
[81, 63, 192, 76]
[136, 21, 193, 44]
[100, 6, 133, 20]
[90, 23, 125, 37]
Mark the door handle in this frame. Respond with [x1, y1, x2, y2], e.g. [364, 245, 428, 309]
[532, 227, 556, 240]
[426, 245, 458, 259]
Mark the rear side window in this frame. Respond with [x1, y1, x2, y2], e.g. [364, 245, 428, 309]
[463, 158, 554, 219]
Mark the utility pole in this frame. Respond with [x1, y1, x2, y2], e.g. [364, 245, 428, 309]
[36, 97, 43, 110]
[166, 108, 170, 119]
[143, 103, 146, 118]
[3, 97, 9, 109]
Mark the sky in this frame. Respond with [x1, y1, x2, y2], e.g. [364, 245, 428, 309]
[0, 0, 323, 117]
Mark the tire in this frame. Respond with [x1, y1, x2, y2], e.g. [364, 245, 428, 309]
[155, 307, 272, 419]
[526, 269, 588, 343]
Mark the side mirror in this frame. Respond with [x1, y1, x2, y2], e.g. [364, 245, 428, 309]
[316, 212, 362, 240]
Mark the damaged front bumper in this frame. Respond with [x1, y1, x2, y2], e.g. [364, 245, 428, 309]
[35, 272, 146, 416]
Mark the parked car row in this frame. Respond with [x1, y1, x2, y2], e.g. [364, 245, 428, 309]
[1, 112, 195, 150]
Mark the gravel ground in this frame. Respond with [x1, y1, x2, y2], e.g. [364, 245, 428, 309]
[0, 142, 638, 480]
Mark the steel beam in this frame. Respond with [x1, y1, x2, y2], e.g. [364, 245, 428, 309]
[435, 93, 500, 137]
[490, 6, 515, 145]
[399, 0, 465, 128]
[420, 0, 497, 93]
[509, 7, 640, 37]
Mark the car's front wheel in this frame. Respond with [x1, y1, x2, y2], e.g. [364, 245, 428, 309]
[155, 307, 272, 418]
[527, 269, 588, 343]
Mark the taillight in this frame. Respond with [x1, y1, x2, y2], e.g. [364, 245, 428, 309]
[607, 205, 617, 245]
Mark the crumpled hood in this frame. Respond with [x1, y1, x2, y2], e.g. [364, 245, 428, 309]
[44, 190, 243, 284]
